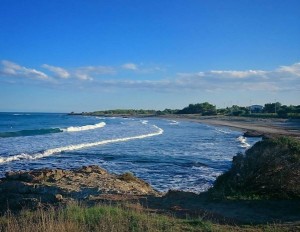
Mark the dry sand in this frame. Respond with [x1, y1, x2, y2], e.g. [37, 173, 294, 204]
[158, 114, 300, 139]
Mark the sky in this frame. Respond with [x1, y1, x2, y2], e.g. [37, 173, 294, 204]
[0, 0, 299, 112]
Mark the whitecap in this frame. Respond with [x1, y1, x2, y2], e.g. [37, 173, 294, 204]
[169, 120, 179, 125]
[236, 135, 250, 148]
[0, 125, 164, 164]
[63, 122, 106, 132]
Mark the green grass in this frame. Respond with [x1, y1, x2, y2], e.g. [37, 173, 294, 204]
[0, 203, 212, 232]
[0, 203, 297, 232]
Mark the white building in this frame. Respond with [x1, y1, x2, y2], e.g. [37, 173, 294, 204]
[249, 105, 263, 113]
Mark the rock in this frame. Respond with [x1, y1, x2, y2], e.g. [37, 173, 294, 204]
[78, 165, 107, 174]
[0, 165, 159, 211]
[5, 172, 20, 180]
[0, 181, 32, 194]
[55, 194, 63, 201]
[243, 130, 263, 137]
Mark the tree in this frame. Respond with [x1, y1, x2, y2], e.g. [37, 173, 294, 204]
[177, 102, 217, 115]
[263, 102, 282, 113]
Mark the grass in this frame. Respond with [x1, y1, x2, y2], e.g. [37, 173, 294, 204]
[0, 203, 297, 232]
[0, 203, 210, 232]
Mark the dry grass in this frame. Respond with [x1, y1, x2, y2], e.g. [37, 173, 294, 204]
[0, 203, 207, 232]
[0, 203, 297, 232]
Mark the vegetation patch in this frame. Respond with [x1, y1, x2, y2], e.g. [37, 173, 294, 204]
[209, 136, 300, 200]
[118, 172, 139, 182]
[1, 203, 297, 232]
[0, 203, 220, 232]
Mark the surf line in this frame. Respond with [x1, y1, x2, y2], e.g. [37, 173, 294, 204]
[0, 122, 107, 138]
[0, 125, 164, 164]
[63, 122, 106, 132]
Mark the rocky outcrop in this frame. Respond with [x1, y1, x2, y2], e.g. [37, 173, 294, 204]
[210, 136, 300, 199]
[0, 165, 159, 211]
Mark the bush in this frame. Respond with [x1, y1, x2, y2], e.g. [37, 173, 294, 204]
[209, 136, 300, 199]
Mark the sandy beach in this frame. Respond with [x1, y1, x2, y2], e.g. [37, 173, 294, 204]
[158, 114, 300, 139]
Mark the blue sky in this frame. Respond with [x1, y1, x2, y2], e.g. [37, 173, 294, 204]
[0, 0, 299, 112]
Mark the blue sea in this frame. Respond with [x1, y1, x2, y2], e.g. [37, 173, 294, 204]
[0, 113, 260, 192]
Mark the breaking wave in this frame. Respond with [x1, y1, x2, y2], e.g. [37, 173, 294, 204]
[0, 122, 106, 138]
[0, 125, 164, 164]
[237, 136, 250, 148]
[169, 120, 179, 125]
[63, 122, 106, 132]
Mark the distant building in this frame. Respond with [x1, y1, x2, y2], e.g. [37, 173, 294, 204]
[249, 105, 263, 113]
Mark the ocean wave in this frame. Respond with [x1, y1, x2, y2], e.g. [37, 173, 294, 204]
[237, 135, 250, 148]
[169, 120, 179, 125]
[215, 128, 231, 134]
[0, 128, 62, 138]
[182, 161, 210, 168]
[141, 120, 148, 125]
[0, 125, 164, 164]
[13, 113, 31, 116]
[62, 122, 106, 132]
[0, 122, 106, 138]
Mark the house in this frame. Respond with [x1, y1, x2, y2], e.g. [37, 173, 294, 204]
[249, 105, 263, 113]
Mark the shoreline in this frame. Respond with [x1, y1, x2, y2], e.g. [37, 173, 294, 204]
[70, 112, 300, 138]
[1, 115, 299, 226]
[156, 114, 300, 139]
[1, 163, 299, 226]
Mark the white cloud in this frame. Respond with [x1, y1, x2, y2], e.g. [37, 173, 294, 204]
[42, 64, 70, 79]
[1, 59, 299, 93]
[74, 71, 93, 81]
[0, 60, 48, 80]
[93, 62, 300, 92]
[209, 70, 267, 79]
[277, 62, 300, 77]
[73, 66, 115, 81]
[173, 63, 300, 92]
[121, 63, 138, 70]
[76, 66, 115, 74]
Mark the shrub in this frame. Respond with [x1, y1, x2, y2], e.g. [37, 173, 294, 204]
[210, 136, 300, 199]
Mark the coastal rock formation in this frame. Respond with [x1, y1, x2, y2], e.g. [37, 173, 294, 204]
[0, 165, 159, 211]
[210, 136, 300, 199]
[243, 130, 264, 138]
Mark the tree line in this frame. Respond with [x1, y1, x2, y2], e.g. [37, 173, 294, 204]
[157, 102, 300, 118]
[81, 102, 300, 119]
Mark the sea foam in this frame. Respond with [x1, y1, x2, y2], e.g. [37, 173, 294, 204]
[237, 135, 250, 148]
[0, 125, 164, 164]
[215, 128, 231, 134]
[63, 122, 106, 132]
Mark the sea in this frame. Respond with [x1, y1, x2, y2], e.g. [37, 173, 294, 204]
[0, 113, 260, 193]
